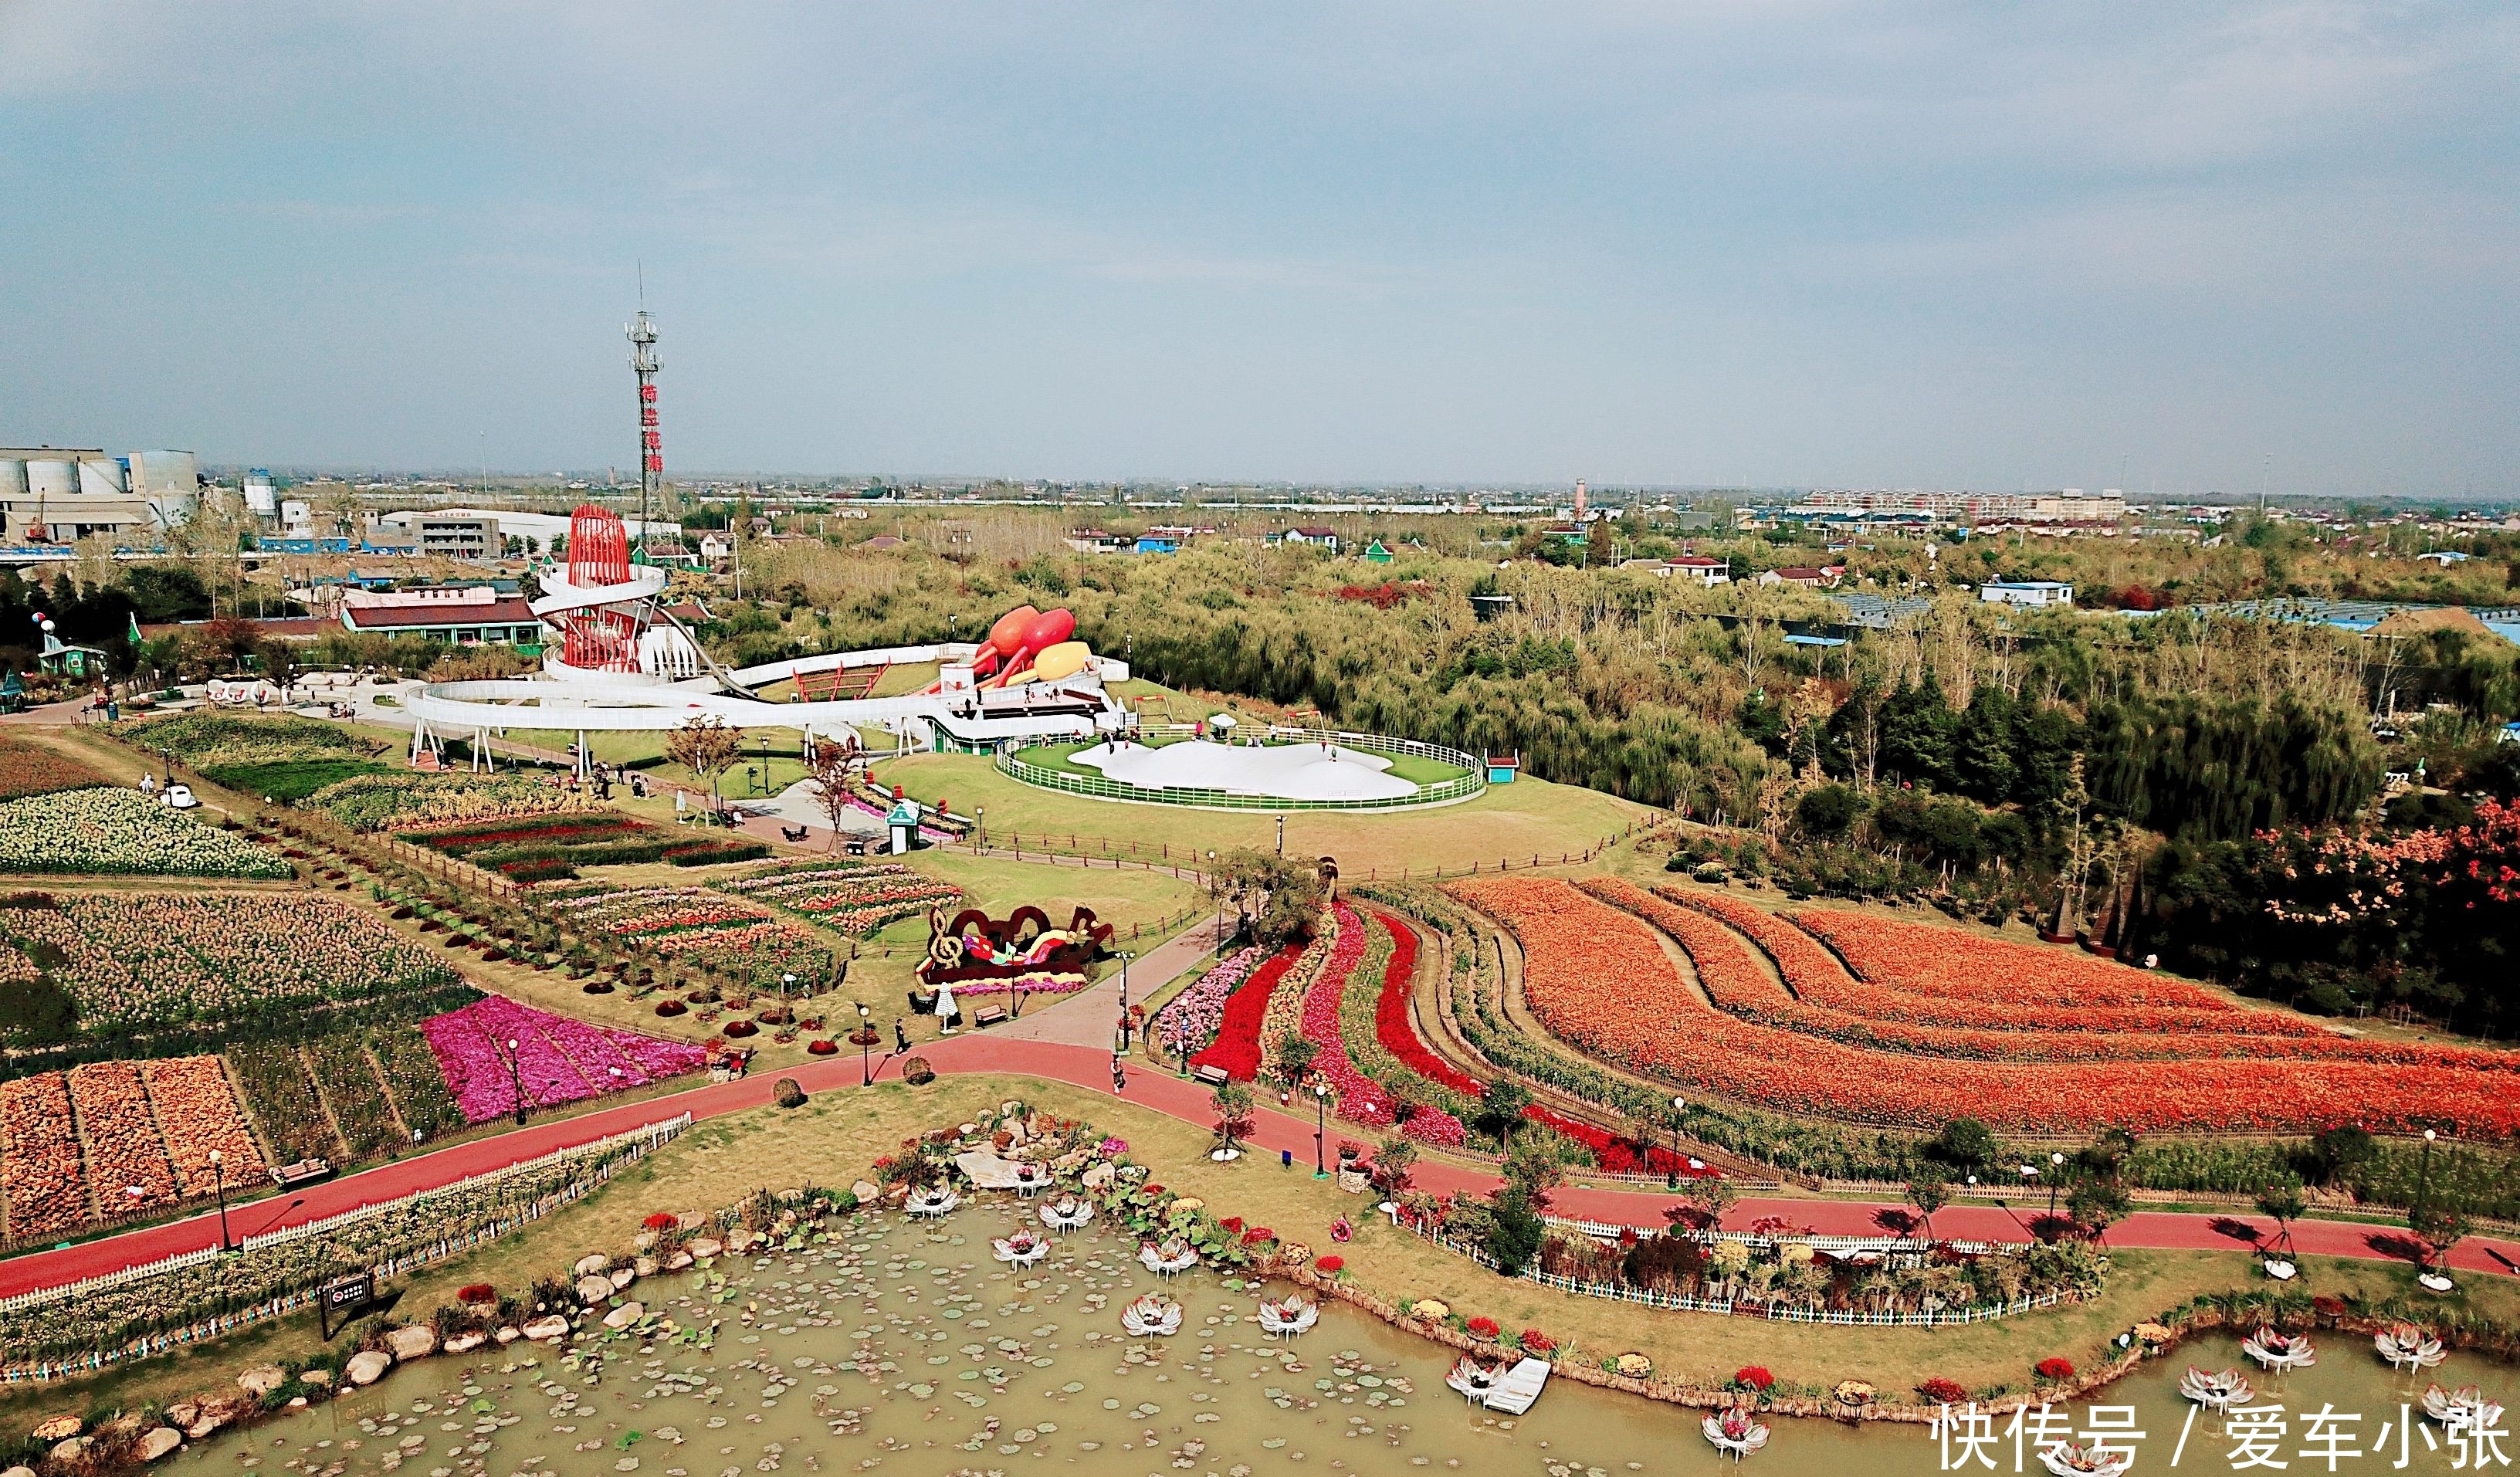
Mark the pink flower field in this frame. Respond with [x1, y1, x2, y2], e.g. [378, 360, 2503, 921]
[421, 995, 709, 1123]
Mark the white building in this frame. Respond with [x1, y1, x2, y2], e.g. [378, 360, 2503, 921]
[1980, 581, 2075, 608]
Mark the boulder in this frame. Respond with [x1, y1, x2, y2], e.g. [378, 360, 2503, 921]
[3, 1463, 36, 1477]
[443, 1331, 488, 1355]
[664, 1251, 694, 1272]
[576, 1275, 615, 1304]
[164, 1404, 198, 1431]
[300, 1368, 333, 1388]
[601, 1302, 645, 1331]
[521, 1315, 571, 1341]
[574, 1254, 611, 1278]
[493, 1326, 523, 1345]
[609, 1266, 637, 1290]
[137, 1429, 184, 1463]
[184, 1418, 225, 1441]
[1081, 1164, 1115, 1190]
[850, 1180, 879, 1204]
[30, 1417, 80, 1442]
[345, 1350, 393, 1387]
[726, 1229, 758, 1254]
[687, 1237, 724, 1260]
[50, 1438, 88, 1464]
[634, 1256, 658, 1279]
[632, 1230, 659, 1253]
[385, 1324, 439, 1360]
[237, 1366, 287, 1398]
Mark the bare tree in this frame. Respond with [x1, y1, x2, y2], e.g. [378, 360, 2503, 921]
[666, 715, 743, 814]
[804, 733, 864, 850]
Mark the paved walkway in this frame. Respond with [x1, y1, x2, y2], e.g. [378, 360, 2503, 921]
[3, 1034, 2510, 1301]
[990, 913, 1228, 1048]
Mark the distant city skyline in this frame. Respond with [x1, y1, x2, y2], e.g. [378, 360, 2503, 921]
[3, 3, 2515, 499]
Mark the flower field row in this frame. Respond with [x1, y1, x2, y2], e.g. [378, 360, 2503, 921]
[1455, 876, 2520, 1136]
[0, 1055, 265, 1242]
[1298, 904, 1391, 1124]
[0, 789, 292, 879]
[0, 737, 105, 801]
[66, 1062, 180, 1211]
[1187, 942, 1306, 1081]
[1595, 881, 2508, 1072]
[547, 886, 772, 937]
[945, 971, 1092, 1000]
[1791, 904, 2242, 1009]
[1667, 885, 2319, 1037]
[420, 995, 706, 1123]
[0, 893, 456, 1035]
[720, 863, 964, 936]
[1370, 917, 1485, 1096]
[231, 1042, 342, 1166]
[139, 1056, 266, 1194]
[114, 713, 366, 768]
[1304, 906, 1471, 1147]
[312, 772, 592, 834]
[1153, 945, 1267, 1059]
[1256, 930, 1332, 1082]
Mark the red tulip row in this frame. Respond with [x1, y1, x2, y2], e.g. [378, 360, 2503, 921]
[1454, 876, 2520, 1136]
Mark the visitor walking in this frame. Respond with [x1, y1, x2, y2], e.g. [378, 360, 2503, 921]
[893, 1017, 912, 1054]
[1110, 1054, 1126, 1093]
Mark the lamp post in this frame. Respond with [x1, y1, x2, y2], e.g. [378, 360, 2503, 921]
[506, 1037, 526, 1126]
[1312, 1081, 1330, 1178]
[1275, 815, 1285, 855]
[1665, 1096, 1686, 1190]
[2415, 1127, 2437, 1222]
[208, 1149, 233, 1252]
[856, 1001, 875, 1086]
[782, 971, 797, 1008]
[975, 805, 985, 850]
[2048, 1150, 2065, 1224]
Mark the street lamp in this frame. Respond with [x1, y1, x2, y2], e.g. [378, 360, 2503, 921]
[2415, 1127, 2438, 1221]
[506, 1037, 526, 1126]
[1312, 1081, 1331, 1178]
[782, 971, 798, 1007]
[1275, 815, 1285, 855]
[208, 1149, 233, 1253]
[855, 1001, 875, 1086]
[2047, 1150, 2065, 1224]
[1665, 1096, 1686, 1190]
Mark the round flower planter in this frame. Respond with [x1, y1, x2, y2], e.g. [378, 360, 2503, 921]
[807, 1038, 837, 1055]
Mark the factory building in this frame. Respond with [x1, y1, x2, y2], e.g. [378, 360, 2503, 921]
[0, 447, 200, 544]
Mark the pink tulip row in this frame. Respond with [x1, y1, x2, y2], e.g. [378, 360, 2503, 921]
[422, 995, 707, 1123]
[1152, 945, 1267, 1056]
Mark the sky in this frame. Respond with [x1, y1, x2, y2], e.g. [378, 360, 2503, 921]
[2, 2, 2515, 496]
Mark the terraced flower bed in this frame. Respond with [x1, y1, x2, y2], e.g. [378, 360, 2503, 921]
[311, 771, 594, 833]
[544, 886, 838, 988]
[0, 737, 107, 801]
[1456, 875, 2520, 1136]
[401, 811, 766, 879]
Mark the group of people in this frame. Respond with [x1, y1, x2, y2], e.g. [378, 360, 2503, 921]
[547, 761, 651, 801]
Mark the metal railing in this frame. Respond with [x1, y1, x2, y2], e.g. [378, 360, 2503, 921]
[994, 727, 1486, 813]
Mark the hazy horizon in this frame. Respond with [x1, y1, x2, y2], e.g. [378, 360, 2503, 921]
[5, 3, 2515, 499]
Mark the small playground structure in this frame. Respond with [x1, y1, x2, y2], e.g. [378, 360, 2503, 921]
[401, 506, 1137, 773]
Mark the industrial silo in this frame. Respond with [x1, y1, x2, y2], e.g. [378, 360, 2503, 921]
[243, 469, 278, 517]
[26, 460, 78, 498]
[128, 450, 200, 528]
[0, 460, 25, 499]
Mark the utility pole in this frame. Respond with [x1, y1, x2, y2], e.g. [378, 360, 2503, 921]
[628, 294, 662, 561]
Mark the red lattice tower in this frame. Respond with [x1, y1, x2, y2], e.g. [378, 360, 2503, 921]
[558, 504, 648, 673]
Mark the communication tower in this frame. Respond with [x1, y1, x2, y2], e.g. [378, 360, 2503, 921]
[627, 308, 661, 556]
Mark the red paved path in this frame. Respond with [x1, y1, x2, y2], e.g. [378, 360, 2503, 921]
[4, 1035, 2511, 1299]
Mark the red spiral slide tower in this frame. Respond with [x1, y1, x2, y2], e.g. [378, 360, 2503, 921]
[555, 505, 650, 673]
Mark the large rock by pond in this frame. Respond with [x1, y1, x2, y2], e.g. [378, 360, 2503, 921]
[601, 1301, 645, 1330]
[237, 1367, 286, 1398]
[574, 1253, 611, 1277]
[345, 1350, 393, 1387]
[385, 1324, 439, 1360]
[576, 1275, 615, 1303]
[137, 1428, 184, 1462]
[521, 1314, 571, 1341]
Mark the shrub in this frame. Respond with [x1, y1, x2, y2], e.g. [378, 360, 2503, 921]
[1465, 1316, 1500, 1340]
[2034, 1357, 2075, 1382]
[1732, 1366, 1776, 1393]
[774, 1077, 807, 1109]
[1519, 1328, 1555, 1354]
[642, 1212, 679, 1231]
[1915, 1377, 1968, 1405]
[456, 1283, 496, 1305]
[1313, 1255, 1343, 1275]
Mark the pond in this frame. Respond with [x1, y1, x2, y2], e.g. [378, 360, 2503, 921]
[167, 1196, 2510, 1477]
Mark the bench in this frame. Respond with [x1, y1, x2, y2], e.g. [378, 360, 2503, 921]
[970, 1004, 1009, 1028]
[1191, 1064, 1231, 1088]
[780, 825, 811, 843]
[271, 1157, 334, 1188]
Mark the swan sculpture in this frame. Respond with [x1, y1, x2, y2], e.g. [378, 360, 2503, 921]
[1702, 1407, 1771, 1461]
[2241, 1327, 2315, 1374]
[1038, 1194, 1094, 1232]
[1256, 1295, 1319, 1338]
[1120, 1293, 1184, 1337]
[2178, 1367, 2254, 1414]
[2375, 1325, 2447, 1374]
[991, 1229, 1049, 1266]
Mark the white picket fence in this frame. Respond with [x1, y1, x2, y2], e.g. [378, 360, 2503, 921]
[0, 1115, 690, 1384]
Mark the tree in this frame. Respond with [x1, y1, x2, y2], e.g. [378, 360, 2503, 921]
[804, 734, 864, 851]
[2408, 1198, 2473, 1274]
[1369, 1134, 1420, 1198]
[1206, 848, 1326, 947]
[666, 715, 742, 811]
[1677, 1170, 1737, 1231]
[1210, 1080, 1255, 1157]
[2305, 1124, 2377, 1187]
[1906, 1171, 1953, 1243]
[1485, 1183, 1546, 1277]
[2066, 1177, 2132, 1245]
[1932, 1116, 1998, 1173]
[1473, 1079, 1533, 1143]
[1271, 1034, 1319, 1090]
[2254, 1174, 2306, 1258]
